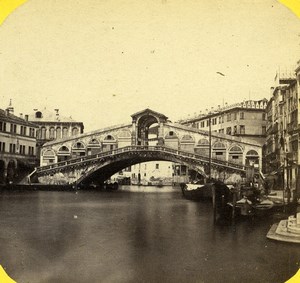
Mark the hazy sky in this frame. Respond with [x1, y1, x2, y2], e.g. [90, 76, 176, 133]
[0, 0, 300, 132]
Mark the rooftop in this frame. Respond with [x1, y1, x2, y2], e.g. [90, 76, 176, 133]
[28, 108, 82, 124]
[178, 99, 268, 124]
[0, 108, 38, 127]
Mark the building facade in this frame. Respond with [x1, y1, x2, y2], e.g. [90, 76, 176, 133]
[0, 104, 38, 184]
[28, 108, 84, 161]
[179, 99, 268, 144]
[264, 61, 300, 200]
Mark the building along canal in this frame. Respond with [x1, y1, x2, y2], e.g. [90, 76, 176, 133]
[0, 185, 299, 283]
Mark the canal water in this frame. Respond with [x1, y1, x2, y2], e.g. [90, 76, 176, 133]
[0, 186, 299, 283]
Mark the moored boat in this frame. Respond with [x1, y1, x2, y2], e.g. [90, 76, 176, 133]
[180, 182, 213, 200]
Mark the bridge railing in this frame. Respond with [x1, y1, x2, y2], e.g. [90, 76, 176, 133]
[36, 145, 247, 173]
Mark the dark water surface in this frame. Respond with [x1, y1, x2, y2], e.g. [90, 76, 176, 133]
[0, 186, 299, 283]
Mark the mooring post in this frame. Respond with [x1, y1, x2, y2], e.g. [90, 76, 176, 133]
[212, 185, 216, 224]
[232, 191, 237, 224]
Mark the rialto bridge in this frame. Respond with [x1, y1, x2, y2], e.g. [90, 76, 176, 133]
[33, 109, 263, 186]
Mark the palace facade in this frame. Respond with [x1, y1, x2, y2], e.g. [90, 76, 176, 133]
[28, 108, 84, 161]
[179, 99, 268, 145]
[0, 103, 38, 183]
[264, 61, 300, 200]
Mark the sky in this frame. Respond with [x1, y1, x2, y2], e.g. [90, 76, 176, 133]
[0, 0, 300, 132]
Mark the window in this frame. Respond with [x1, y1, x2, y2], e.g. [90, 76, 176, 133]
[0, 142, 5, 152]
[240, 112, 244, 119]
[262, 126, 266, 135]
[29, 128, 35, 137]
[234, 112, 237, 120]
[226, 127, 232, 135]
[72, 127, 78, 136]
[35, 111, 42, 118]
[0, 122, 7, 132]
[156, 164, 159, 169]
[49, 127, 55, 139]
[240, 125, 245, 135]
[41, 127, 46, 139]
[19, 145, 26, 155]
[227, 114, 231, 122]
[9, 143, 16, 153]
[262, 113, 266, 120]
[10, 124, 17, 133]
[62, 127, 68, 138]
[144, 173, 147, 177]
[56, 128, 61, 139]
[233, 126, 237, 134]
[28, 146, 34, 156]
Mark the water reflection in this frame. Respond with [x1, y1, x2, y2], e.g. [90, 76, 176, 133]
[0, 187, 299, 283]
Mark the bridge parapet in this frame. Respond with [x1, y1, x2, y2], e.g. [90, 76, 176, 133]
[35, 145, 248, 182]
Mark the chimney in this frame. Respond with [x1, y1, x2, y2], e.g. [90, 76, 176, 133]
[20, 113, 23, 119]
[25, 115, 29, 121]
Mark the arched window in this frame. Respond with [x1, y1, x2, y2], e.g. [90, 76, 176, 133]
[165, 131, 178, 139]
[104, 135, 114, 141]
[73, 142, 85, 149]
[56, 127, 61, 139]
[164, 131, 178, 149]
[195, 138, 209, 156]
[197, 138, 209, 145]
[62, 127, 68, 138]
[36, 129, 41, 139]
[72, 127, 78, 136]
[41, 127, 46, 140]
[43, 149, 55, 157]
[117, 130, 131, 138]
[212, 141, 226, 160]
[181, 135, 194, 143]
[72, 141, 86, 157]
[103, 135, 116, 151]
[180, 134, 195, 152]
[58, 146, 70, 153]
[229, 145, 243, 164]
[49, 127, 55, 140]
[42, 149, 56, 165]
[246, 150, 258, 156]
[245, 150, 259, 167]
[57, 146, 70, 162]
[87, 138, 101, 155]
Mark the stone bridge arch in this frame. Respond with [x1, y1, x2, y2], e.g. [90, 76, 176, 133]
[76, 152, 207, 187]
[35, 146, 247, 186]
